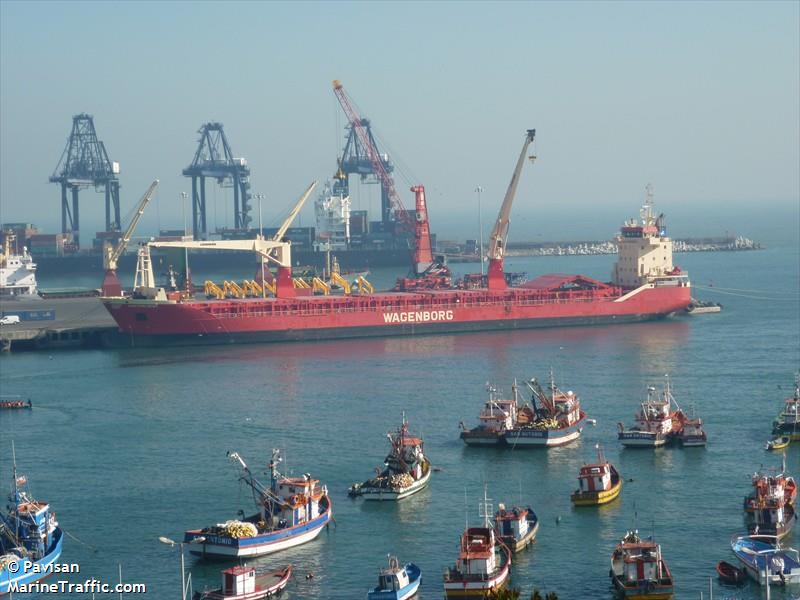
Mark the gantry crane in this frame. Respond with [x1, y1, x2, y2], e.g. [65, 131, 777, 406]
[332, 80, 450, 289]
[101, 180, 160, 296]
[486, 129, 537, 290]
[49, 114, 121, 248]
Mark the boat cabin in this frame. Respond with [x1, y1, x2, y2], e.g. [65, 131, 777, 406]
[222, 565, 256, 596]
[378, 557, 409, 591]
[621, 541, 663, 584]
[478, 397, 518, 431]
[458, 527, 497, 575]
[495, 504, 530, 539]
[577, 463, 612, 493]
[553, 390, 581, 426]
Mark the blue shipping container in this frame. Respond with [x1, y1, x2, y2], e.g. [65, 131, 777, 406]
[1, 310, 56, 321]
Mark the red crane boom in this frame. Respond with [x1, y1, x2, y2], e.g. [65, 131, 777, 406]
[332, 80, 439, 278]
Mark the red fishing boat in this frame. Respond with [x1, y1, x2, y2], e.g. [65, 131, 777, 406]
[102, 132, 690, 348]
[0, 397, 32, 410]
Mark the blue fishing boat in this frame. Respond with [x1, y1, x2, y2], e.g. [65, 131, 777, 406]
[730, 534, 800, 585]
[184, 449, 331, 558]
[0, 459, 64, 595]
[366, 556, 421, 600]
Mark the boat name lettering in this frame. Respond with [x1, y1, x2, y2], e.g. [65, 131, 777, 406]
[382, 310, 454, 324]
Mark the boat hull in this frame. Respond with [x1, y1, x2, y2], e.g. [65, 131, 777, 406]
[185, 508, 331, 558]
[572, 479, 623, 506]
[504, 418, 584, 447]
[360, 468, 431, 502]
[0, 527, 63, 595]
[197, 566, 292, 599]
[443, 560, 510, 598]
[500, 519, 539, 552]
[103, 283, 691, 348]
[460, 430, 505, 446]
[618, 432, 669, 448]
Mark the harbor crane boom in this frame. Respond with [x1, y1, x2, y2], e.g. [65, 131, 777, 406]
[486, 129, 536, 290]
[101, 179, 160, 296]
[332, 80, 443, 280]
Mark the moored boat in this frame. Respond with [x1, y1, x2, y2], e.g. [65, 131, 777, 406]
[618, 377, 681, 448]
[459, 383, 523, 446]
[730, 534, 800, 585]
[366, 556, 421, 600]
[609, 530, 674, 599]
[571, 445, 622, 506]
[494, 504, 539, 552]
[0, 397, 32, 410]
[715, 560, 747, 586]
[192, 565, 292, 599]
[184, 449, 331, 558]
[349, 415, 431, 501]
[443, 490, 511, 598]
[0, 233, 37, 297]
[0, 457, 64, 595]
[766, 436, 791, 451]
[676, 406, 707, 447]
[503, 370, 586, 447]
[772, 374, 800, 441]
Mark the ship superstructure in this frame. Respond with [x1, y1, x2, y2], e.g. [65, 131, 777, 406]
[314, 174, 351, 252]
[0, 232, 38, 297]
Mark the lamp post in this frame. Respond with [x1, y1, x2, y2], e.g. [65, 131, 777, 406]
[159, 535, 206, 600]
[475, 186, 485, 276]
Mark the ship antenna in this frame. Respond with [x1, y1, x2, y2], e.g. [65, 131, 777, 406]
[464, 487, 469, 530]
[478, 484, 493, 528]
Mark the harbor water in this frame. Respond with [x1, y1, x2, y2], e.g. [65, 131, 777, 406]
[1, 247, 798, 599]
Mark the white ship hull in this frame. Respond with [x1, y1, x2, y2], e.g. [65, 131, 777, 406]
[361, 468, 431, 501]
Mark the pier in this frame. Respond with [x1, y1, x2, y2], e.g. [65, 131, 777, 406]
[0, 296, 116, 352]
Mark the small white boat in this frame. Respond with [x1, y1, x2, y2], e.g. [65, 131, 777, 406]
[366, 556, 421, 600]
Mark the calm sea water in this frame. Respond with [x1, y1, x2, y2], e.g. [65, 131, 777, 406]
[1, 248, 798, 599]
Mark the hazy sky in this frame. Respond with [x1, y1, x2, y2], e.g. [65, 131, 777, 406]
[1, 1, 798, 245]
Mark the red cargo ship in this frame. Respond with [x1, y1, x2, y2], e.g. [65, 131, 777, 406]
[102, 132, 691, 347]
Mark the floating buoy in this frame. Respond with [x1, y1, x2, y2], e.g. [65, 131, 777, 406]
[555, 516, 562, 525]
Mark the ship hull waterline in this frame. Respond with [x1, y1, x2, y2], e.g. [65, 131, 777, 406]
[103, 284, 690, 348]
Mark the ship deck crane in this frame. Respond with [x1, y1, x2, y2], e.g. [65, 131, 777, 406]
[332, 80, 450, 289]
[135, 182, 317, 299]
[101, 180, 160, 296]
[486, 129, 536, 290]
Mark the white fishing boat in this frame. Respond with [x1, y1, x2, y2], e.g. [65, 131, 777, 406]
[349, 415, 431, 501]
[730, 534, 800, 585]
[459, 383, 522, 446]
[618, 377, 681, 448]
[184, 449, 331, 558]
[443, 489, 511, 598]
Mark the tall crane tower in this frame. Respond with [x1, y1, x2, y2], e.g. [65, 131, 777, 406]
[182, 122, 252, 239]
[332, 80, 449, 287]
[49, 114, 121, 248]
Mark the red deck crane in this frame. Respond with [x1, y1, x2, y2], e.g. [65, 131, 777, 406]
[486, 129, 537, 290]
[332, 80, 450, 290]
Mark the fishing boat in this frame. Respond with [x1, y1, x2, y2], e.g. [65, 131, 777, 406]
[730, 534, 800, 585]
[618, 377, 681, 448]
[184, 449, 331, 558]
[192, 565, 292, 599]
[571, 445, 622, 506]
[766, 436, 791, 451]
[503, 370, 586, 447]
[348, 415, 431, 501]
[493, 504, 538, 552]
[743, 468, 797, 540]
[609, 530, 674, 599]
[715, 560, 747, 586]
[772, 374, 800, 441]
[443, 490, 511, 598]
[675, 406, 707, 447]
[367, 556, 421, 600]
[744, 463, 798, 511]
[0, 457, 64, 595]
[459, 382, 524, 446]
[0, 397, 32, 410]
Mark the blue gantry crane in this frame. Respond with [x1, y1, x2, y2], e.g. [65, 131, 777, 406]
[182, 122, 252, 239]
[49, 113, 121, 248]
